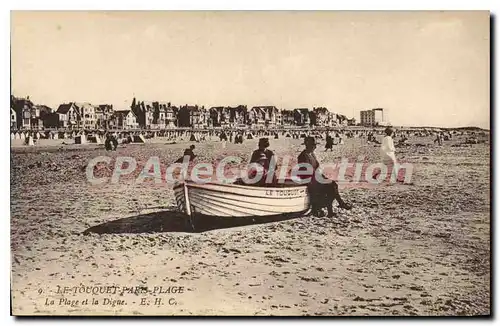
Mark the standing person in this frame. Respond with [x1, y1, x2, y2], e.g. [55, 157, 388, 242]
[297, 137, 352, 218]
[433, 132, 442, 145]
[105, 133, 113, 151]
[105, 133, 119, 151]
[111, 134, 118, 150]
[374, 127, 397, 181]
[325, 133, 334, 151]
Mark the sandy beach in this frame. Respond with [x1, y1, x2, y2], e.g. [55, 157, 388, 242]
[10, 134, 490, 316]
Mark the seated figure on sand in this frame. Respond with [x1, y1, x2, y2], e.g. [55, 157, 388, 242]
[175, 145, 196, 163]
[298, 137, 352, 218]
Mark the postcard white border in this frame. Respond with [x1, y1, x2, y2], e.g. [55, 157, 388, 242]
[1, 0, 496, 325]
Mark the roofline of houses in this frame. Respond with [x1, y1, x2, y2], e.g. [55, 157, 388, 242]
[12, 95, 381, 130]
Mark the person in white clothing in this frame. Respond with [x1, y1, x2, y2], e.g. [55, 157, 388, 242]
[381, 127, 396, 165]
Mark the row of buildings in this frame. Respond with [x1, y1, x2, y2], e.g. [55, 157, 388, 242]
[11, 95, 361, 130]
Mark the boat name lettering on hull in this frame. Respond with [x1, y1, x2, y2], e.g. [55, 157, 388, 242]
[265, 189, 305, 197]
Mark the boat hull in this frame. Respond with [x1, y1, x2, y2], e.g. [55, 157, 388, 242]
[173, 181, 310, 218]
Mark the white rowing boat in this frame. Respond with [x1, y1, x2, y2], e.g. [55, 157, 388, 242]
[173, 180, 310, 219]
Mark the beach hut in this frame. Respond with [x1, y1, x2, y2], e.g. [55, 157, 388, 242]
[189, 133, 199, 142]
[132, 135, 146, 143]
[10, 132, 15, 140]
[20, 132, 26, 140]
[87, 134, 102, 144]
[75, 134, 87, 144]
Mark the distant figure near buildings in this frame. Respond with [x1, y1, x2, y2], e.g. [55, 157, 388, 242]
[105, 133, 118, 151]
[325, 133, 334, 151]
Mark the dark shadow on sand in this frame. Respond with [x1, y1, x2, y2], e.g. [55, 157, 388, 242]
[83, 209, 306, 234]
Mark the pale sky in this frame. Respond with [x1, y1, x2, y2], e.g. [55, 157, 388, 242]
[11, 11, 490, 128]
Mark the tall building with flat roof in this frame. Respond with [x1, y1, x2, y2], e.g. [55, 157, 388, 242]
[360, 108, 384, 126]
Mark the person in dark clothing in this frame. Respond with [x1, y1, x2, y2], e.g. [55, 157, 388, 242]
[325, 133, 334, 151]
[238, 133, 244, 144]
[175, 145, 196, 163]
[105, 133, 118, 151]
[247, 151, 277, 186]
[250, 138, 275, 171]
[112, 135, 118, 150]
[105, 134, 113, 151]
[233, 138, 276, 186]
[297, 137, 352, 217]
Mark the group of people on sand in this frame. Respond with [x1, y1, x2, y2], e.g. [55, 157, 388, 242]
[236, 135, 354, 216]
[245, 126, 398, 217]
[177, 126, 399, 218]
